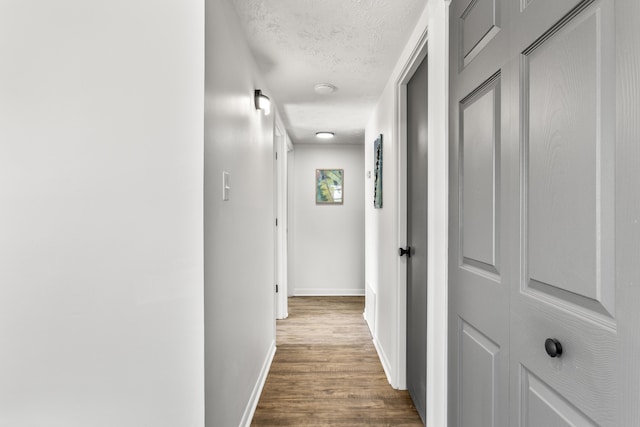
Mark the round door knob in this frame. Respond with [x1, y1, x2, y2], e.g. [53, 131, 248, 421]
[545, 338, 563, 358]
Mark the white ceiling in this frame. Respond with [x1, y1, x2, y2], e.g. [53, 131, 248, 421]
[231, 0, 427, 145]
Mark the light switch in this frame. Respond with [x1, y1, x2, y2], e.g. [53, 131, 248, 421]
[222, 171, 230, 201]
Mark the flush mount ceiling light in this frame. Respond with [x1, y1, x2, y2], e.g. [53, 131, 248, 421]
[254, 89, 271, 115]
[316, 132, 335, 139]
[314, 83, 337, 95]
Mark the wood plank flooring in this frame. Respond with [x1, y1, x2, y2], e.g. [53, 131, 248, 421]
[251, 296, 423, 426]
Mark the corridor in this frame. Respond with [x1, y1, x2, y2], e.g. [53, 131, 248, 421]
[252, 297, 423, 426]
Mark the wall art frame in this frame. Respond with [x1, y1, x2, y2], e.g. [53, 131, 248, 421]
[316, 169, 344, 205]
[374, 134, 383, 208]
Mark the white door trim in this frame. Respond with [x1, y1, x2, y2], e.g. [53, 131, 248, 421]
[274, 117, 289, 320]
[424, 2, 449, 427]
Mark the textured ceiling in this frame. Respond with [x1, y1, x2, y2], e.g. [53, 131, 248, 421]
[231, 0, 427, 145]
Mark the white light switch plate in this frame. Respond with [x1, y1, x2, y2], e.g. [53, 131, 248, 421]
[222, 171, 230, 201]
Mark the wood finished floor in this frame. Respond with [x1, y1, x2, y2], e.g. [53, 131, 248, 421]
[251, 296, 423, 427]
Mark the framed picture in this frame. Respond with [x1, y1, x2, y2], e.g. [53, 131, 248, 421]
[316, 169, 344, 204]
[374, 134, 383, 208]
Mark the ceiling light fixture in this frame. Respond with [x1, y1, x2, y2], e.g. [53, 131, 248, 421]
[316, 132, 335, 139]
[314, 83, 337, 95]
[254, 89, 271, 115]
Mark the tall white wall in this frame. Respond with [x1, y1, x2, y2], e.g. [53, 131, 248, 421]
[364, 82, 399, 376]
[0, 1, 205, 426]
[289, 144, 365, 296]
[204, 0, 276, 425]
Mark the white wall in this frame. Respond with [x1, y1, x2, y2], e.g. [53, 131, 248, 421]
[0, 1, 205, 426]
[364, 79, 399, 378]
[204, 0, 276, 425]
[289, 144, 365, 296]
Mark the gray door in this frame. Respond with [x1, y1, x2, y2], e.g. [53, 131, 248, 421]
[449, 0, 640, 425]
[448, 0, 510, 423]
[406, 53, 428, 424]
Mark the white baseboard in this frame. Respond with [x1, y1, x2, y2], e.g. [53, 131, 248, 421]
[240, 340, 276, 427]
[372, 336, 396, 389]
[293, 288, 365, 296]
[364, 282, 376, 334]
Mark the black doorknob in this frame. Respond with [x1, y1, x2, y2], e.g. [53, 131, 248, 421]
[399, 246, 411, 257]
[545, 338, 563, 358]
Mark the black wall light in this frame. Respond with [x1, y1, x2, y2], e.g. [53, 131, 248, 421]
[254, 89, 271, 115]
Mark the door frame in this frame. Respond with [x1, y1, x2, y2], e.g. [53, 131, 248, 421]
[395, 30, 427, 393]
[274, 117, 289, 320]
[393, 1, 449, 425]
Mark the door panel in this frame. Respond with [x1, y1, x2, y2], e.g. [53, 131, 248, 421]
[459, 319, 500, 427]
[406, 54, 428, 423]
[459, 73, 501, 276]
[459, 0, 502, 68]
[521, 369, 598, 427]
[522, 0, 615, 318]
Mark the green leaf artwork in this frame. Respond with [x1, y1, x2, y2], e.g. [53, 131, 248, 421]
[316, 169, 344, 204]
[374, 134, 383, 208]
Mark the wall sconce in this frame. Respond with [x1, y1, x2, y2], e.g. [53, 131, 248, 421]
[254, 89, 271, 115]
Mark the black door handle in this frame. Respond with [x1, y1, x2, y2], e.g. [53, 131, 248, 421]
[399, 246, 411, 258]
[545, 338, 563, 358]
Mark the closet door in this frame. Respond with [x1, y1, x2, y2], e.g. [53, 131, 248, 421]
[448, 0, 511, 425]
[450, 0, 640, 425]
[508, 0, 631, 425]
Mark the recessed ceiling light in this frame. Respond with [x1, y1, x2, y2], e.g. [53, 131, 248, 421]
[314, 83, 337, 95]
[316, 132, 335, 139]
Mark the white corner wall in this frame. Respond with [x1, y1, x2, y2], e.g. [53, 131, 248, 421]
[289, 144, 365, 296]
[204, 0, 276, 425]
[0, 1, 205, 426]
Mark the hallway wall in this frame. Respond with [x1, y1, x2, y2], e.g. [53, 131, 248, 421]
[204, 0, 276, 425]
[0, 1, 205, 425]
[365, 80, 400, 381]
[289, 144, 365, 296]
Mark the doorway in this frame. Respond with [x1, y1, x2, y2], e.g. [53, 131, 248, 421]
[274, 122, 289, 320]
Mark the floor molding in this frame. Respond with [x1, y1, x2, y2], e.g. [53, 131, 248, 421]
[293, 288, 365, 296]
[240, 340, 276, 427]
[372, 336, 396, 389]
